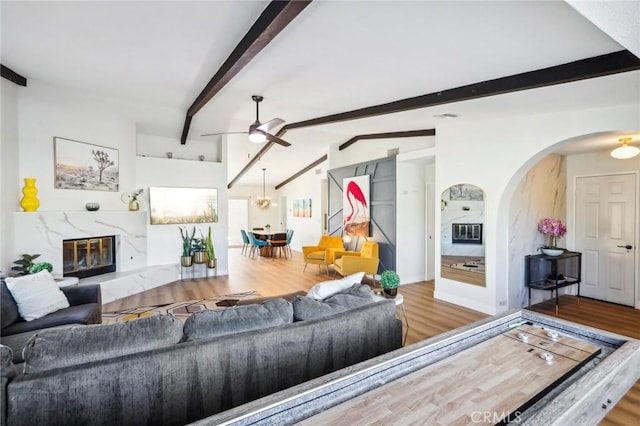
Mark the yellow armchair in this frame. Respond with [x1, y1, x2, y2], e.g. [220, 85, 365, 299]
[333, 241, 379, 279]
[302, 235, 344, 274]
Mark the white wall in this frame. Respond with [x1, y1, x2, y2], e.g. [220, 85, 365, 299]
[2, 80, 230, 279]
[396, 161, 426, 284]
[0, 80, 21, 275]
[16, 80, 136, 212]
[275, 166, 327, 252]
[135, 154, 229, 275]
[435, 103, 639, 315]
[228, 184, 281, 231]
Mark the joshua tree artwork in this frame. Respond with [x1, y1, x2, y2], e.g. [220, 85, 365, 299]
[54, 137, 119, 191]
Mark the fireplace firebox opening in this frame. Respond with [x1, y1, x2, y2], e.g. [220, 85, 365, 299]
[452, 223, 483, 245]
[63, 235, 116, 278]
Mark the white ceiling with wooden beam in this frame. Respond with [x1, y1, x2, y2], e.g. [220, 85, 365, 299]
[2, 1, 638, 185]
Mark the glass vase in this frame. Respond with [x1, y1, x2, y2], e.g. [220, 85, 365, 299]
[548, 235, 558, 249]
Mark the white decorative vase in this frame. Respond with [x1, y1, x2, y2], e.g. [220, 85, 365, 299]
[542, 248, 564, 257]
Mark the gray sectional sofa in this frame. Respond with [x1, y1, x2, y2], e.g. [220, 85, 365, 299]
[0, 281, 102, 363]
[0, 284, 402, 426]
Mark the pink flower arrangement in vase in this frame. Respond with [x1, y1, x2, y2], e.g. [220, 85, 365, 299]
[537, 218, 567, 251]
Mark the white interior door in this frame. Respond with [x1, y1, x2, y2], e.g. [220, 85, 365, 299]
[575, 174, 636, 305]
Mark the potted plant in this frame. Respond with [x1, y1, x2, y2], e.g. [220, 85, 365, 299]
[11, 254, 41, 276]
[179, 226, 195, 267]
[121, 188, 144, 211]
[537, 217, 567, 256]
[192, 236, 207, 264]
[380, 270, 400, 298]
[264, 224, 271, 232]
[203, 226, 216, 269]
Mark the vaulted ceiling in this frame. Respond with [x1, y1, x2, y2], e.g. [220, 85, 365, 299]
[2, 1, 639, 186]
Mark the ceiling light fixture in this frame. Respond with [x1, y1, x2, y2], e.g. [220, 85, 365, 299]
[253, 168, 277, 209]
[610, 137, 639, 159]
[248, 129, 266, 143]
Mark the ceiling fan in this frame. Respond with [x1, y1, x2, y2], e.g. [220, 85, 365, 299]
[201, 95, 291, 146]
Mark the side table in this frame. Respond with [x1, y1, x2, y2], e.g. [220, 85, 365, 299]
[372, 292, 409, 345]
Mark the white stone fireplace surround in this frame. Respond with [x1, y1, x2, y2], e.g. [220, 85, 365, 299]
[13, 211, 178, 304]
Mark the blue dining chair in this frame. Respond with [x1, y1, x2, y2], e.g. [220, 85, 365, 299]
[286, 229, 294, 257]
[240, 230, 250, 255]
[248, 232, 267, 258]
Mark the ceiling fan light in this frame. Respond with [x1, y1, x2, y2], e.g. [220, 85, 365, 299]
[611, 138, 639, 159]
[249, 131, 266, 144]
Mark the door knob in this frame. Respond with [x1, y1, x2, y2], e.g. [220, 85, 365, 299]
[617, 245, 633, 250]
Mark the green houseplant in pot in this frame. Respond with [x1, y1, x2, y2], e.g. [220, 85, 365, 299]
[11, 254, 41, 276]
[192, 236, 207, 264]
[203, 226, 216, 269]
[179, 226, 195, 267]
[380, 270, 400, 298]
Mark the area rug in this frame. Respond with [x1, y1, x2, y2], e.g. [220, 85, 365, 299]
[102, 291, 261, 324]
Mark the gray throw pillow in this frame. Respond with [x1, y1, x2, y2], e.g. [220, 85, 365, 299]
[22, 314, 184, 374]
[292, 284, 374, 321]
[182, 298, 293, 342]
[0, 344, 16, 380]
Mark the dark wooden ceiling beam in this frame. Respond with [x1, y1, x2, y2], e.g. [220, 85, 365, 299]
[275, 154, 328, 190]
[180, 0, 312, 144]
[1, 65, 27, 86]
[282, 50, 640, 131]
[339, 129, 436, 151]
[228, 49, 640, 187]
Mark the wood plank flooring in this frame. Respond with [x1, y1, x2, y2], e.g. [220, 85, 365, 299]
[103, 248, 638, 424]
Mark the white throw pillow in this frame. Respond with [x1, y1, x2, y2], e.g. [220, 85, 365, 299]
[5, 270, 70, 321]
[307, 272, 365, 300]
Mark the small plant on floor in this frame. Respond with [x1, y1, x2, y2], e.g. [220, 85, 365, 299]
[11, 254, 41, 276]
[380, 270, 400, 298]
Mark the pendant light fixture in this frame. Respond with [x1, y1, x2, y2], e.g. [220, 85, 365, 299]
[253, 168, 277, 209]
[611, 137, 639, 159]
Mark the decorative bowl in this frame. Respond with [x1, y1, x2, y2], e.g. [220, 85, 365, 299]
[85, 202, 100, 211]
[541, 248, 563, 256]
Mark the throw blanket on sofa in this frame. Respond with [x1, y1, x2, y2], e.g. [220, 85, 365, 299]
[102, 291, 261, 324]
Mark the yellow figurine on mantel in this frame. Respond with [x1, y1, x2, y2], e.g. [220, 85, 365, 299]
[20, 177, 40, 212]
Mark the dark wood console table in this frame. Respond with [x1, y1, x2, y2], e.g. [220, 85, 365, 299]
[526, 250, 582, 314]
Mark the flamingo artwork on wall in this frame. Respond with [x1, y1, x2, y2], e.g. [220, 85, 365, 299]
[343, 175, 370, 237]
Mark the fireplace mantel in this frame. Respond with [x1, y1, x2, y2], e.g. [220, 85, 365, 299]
[13, 211, 147, 278]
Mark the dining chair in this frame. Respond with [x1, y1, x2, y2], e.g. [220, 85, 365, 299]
[240, 230, 250, 255]
[248, 232, 267, 258]
[285, 229, 294, 257]
[268, 232, 288, 260]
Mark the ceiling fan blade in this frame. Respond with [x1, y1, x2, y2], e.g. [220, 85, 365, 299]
[257, 118, 285, 133]
[201, 131, 248, 136]
[265, 133, 291, 147]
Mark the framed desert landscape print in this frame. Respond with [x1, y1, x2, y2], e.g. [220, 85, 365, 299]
[149, 187, 218, 225]
[54, 137, 119, 191]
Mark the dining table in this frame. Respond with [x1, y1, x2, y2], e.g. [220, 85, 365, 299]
[249, 229, 287, 257]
